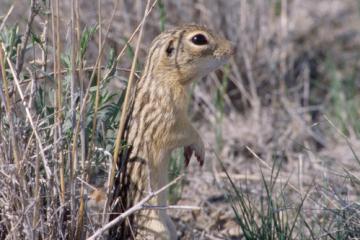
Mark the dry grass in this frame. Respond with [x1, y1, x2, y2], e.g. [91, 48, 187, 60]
[0, 0, 360, 239]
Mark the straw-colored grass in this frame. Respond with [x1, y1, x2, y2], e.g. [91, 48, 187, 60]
[0, 0, 359, 239]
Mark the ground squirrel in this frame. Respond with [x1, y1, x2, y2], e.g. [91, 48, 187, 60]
[106, 24, 234, 239]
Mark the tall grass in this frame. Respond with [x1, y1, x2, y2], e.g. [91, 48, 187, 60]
[0, 0, 129, 238]
[1, 0, 360, 239]
[220, 138, 360, 239]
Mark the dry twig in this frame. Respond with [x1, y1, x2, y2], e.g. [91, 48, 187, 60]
[87, 174, 184, 240]
[15, 0, 39, 76]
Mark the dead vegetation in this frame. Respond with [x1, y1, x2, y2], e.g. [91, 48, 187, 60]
[0, 0, 359, 239]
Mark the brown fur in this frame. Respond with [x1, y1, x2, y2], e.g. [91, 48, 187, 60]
[110, 24, 233, 240]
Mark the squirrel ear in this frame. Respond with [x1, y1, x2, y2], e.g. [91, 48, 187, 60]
[165, 39, 175, 57]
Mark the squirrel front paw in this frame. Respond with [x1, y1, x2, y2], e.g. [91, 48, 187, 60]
[184, 142, 204, 167]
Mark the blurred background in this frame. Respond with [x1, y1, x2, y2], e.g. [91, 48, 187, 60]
[1, 0, 360, 239]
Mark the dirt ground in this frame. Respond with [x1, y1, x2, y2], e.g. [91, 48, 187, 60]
[1, 0, 360, 239]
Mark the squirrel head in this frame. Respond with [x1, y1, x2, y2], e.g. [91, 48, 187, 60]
[143, 24, 234, 85]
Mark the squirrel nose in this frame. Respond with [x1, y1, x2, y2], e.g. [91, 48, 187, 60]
[214, 40, 235, 58]
[224, 39, 235, 56]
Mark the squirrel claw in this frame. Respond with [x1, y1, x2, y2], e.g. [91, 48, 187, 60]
[195, 153, 204, 166]
[184, 145, 204, 167]
[184, 146, 193, 167]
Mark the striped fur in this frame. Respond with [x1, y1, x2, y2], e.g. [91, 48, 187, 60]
[109, 24, 233, 240]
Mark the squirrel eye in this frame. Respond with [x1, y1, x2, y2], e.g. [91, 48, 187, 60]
[166, 40, 175, 56]
[191, 34, 208, 45]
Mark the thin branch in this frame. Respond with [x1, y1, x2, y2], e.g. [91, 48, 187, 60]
[90, 204, 201, 213]
[19, 66, 139, 83]
[76, 177, 97, 191]
[70, 0, 120, 173]
[15, 0, 39, 76]
[142, 205, 202, 211]
[86, 0, 104, 181]
[0, 43, 20, 169]
[0, 4, 14, 32]
[102, 0, 160, 81]
[245, 146, 303, 195]
[105, 0, 152, 223]
[87, 174, 184, 240]
[5, 52, 52, 180]
[70, 0, 78, 236]
[84, 0, 103, 200]
[323, 114, 360, 165]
